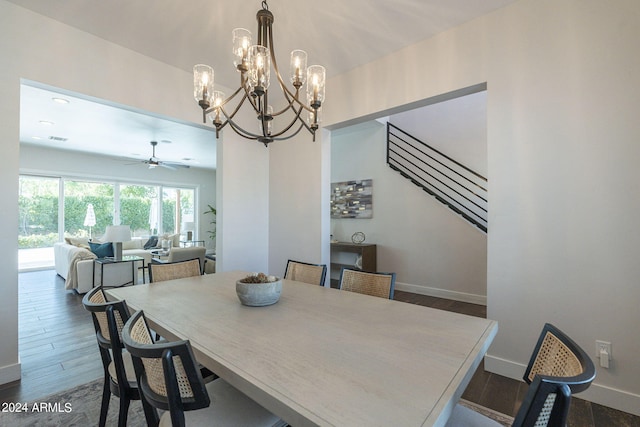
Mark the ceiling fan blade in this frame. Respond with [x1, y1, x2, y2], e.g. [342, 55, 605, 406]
[140, 141, 189, 170]
[159, 162, 177, 170]
[162, 161, 190, 169]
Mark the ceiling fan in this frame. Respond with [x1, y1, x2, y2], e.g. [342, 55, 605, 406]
[140, 140, 190, 170]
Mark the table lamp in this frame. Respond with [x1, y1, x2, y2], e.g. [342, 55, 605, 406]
[103, 225, 131, 260]
[182, 221, 195, 241]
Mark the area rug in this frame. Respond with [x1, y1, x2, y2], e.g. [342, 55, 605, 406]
[458, 398, 515, 426]
[0, 378, 146, 427]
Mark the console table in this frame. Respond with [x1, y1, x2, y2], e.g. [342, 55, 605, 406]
[330, 242, 377, 287]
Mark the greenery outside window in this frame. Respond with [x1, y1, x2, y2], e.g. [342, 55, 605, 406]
[162, 187, 195, 237]
[120, 184, 158, 237]
[18, 176, 60, 249]
[20, 174, 198, 247]
[64, 180, 114, 239]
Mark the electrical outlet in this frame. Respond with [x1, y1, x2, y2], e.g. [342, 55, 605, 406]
[596, 340, 612, 361]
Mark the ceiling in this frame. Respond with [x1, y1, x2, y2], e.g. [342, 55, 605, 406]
[20, 83, 217, 169]
[13, 0, 517, 170]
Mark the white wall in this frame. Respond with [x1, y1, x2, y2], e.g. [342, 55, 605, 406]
[268, 134, 330, 280]
[331, 121, 487, 303]
[215, 129, 270, 273]
[0, 0, 231, 384]
[325, 0, 640, 415]
[19, 145, 216, 246]
[389, 90, 488, 176]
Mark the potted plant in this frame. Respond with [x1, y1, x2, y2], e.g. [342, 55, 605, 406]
[204, 204, 216, 241]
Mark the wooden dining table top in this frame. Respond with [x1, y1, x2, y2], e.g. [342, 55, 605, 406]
[107, 270, 497, 427]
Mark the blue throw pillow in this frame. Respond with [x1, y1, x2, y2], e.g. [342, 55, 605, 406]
[89, 242, 114, 258]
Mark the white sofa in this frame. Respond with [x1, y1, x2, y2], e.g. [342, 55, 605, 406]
[54, 237, 162, 294]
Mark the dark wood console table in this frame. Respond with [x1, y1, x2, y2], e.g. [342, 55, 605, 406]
[330, 242, 377, 288]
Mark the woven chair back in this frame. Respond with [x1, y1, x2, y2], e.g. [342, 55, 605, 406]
[523, 323, 596, 395]
[83, 287, 126, 342]
[126, 312, 195, 400]
[527, 331, 583, 382]
[149, 258, 201, 283]
[284, 260, 327, 286]
[339, 268, 396, 299]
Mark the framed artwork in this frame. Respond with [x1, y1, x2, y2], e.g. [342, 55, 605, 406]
[330, 179, 373, 219]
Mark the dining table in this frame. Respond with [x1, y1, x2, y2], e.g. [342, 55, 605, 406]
[106, 270, 498, 427]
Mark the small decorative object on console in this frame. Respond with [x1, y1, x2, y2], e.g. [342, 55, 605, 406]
[236, 273, 282, 306]
[351, 232, 366, 244]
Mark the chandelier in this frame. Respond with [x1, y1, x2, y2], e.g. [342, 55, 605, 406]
[193, 1, 326, 147]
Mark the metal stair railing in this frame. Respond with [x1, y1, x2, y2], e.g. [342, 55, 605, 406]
[387, 122, 487, 232]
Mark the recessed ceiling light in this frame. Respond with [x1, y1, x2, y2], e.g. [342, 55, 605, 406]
[182, 157, 193, 161]
[31, 136, 43, 140]
[52, 97, 70, 104]
[39, 120, 54, 126]
[160, 140, 172, 144]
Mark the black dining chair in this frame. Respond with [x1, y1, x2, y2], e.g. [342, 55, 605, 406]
[122, 310, 287, 427]
[284, 259, 327, 286]
[447, 323, 596, 426]
[82, 287, 156, 427]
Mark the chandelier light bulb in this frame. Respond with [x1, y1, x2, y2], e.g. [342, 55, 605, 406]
[212, 91, 225, 108]
[290, 50, 307, 87]
[232, 28, 252, 71]
[306, 65, 325, 108]
[248, 45, 270, 94]
[193, 64, 214, 106]
[207, 91, 226, 126]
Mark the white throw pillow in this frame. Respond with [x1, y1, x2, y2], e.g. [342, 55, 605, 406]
[158, 233, 181, 248]
[122, 239, 140, 250]
[64, 237, 90, 249]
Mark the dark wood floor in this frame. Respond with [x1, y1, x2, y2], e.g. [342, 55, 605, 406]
[1, 271, 638, 427]
[0, 270, 102, 403]
[393, 290, 640, 427]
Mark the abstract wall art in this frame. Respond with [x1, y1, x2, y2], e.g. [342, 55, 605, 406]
[330, 179, 373, 219]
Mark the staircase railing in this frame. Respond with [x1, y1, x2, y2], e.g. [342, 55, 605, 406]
[386, 122, 487, 232]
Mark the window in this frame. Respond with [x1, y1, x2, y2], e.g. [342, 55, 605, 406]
[63, 180, 114, 238]
[18, 176, 60, 249]
[19, 175, 198, 271]
[19, 175, 197, 245]
[162, 187, 195, 237]
[120, 184, 158, 237]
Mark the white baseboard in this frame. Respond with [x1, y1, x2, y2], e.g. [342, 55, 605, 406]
[485, 354, 640, 417]
[0, 362, 21, 385]
[395, 281, 487, 306]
